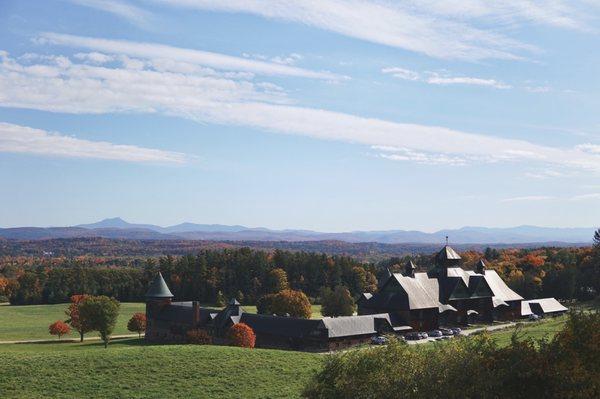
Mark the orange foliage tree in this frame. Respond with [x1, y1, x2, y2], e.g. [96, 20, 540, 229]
[127, 313, 147, 338]
[65, 294, 92, 342]
[228, 323, 255, 348]
[48, 320, 70, 340]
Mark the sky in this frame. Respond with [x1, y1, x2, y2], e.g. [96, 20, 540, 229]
[0, 0, 599, 232]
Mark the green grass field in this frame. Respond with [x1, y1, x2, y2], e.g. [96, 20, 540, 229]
[488, 316, 568, 347]
[0, 302, 146, 341]
[0, 303, 322, 341]
[0, 339, 321, 399]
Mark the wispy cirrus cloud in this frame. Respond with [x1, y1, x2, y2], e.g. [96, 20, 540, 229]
[148, 0, 597, 60]
[1, 46, 600, 172]
[68, 0, 153, 26]
[0, 122, 188, 163]
[382, 67, 511, 89]
[501, 195, 555, 202]
[502, 192, 600, 202]
[39, 32, 344, 81]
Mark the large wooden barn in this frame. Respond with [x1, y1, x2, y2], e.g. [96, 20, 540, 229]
[144, 272, 411, 351]
[357, 245, 527, 329]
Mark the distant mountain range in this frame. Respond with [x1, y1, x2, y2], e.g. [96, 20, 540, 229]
[0, 217, 595, 245]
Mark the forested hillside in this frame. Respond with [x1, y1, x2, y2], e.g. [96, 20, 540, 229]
[1, 235, 598, 306]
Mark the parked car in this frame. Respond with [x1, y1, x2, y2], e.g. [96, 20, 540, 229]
[405, 332, 421, 340]
[428, 330, 443, 338]
[439, 327, 454, 336]
[451, 327, 462, 335]
[418, 332, 429, 339]
[371, 336, 388, 345]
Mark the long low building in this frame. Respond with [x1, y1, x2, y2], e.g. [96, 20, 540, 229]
[144, 272, 411, 351]
[521, 298, 568, 317]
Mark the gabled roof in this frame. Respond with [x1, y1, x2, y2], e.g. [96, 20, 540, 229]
[321, 314, 393, 338]
[481, 270, 523, 302]
[521, 298, 568, 316]
[145, 272, 174, 299]
[392, 273, 439, 310]
[151, 302, 215, 324]
[436, 245, 461, 266]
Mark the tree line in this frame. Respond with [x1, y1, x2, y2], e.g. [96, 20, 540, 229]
[1, 231, 598, 306]
[0, 248, 378, 305]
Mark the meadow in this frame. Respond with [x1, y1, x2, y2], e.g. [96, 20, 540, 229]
[0, 303, 322, 341]
[0, 339, 321, 399]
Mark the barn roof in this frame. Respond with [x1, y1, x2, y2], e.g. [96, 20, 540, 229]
[436, 245, 461, 265]
[481, 270, 523, 302]
[239, 313, 323, 339]
[392, 273, 439, 310]
[521, 298, 568, 316]
[321, 314, 393, 338]
[145, 272, 174, 299]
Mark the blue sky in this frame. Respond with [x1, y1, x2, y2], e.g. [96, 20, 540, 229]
[1, 0, 599, 231]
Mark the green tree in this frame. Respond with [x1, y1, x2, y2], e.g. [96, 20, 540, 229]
[320, 286, 356, 317]
[258, 289, 311, 319]
[78, 295, 120, 348]
[215, 290, 226, 307]
[264, 268, 289, 294]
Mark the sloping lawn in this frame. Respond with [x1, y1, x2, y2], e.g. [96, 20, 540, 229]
[0, 303, 146, 341]
[490, 315, 568, 347]
[0, 339, 321, 399]
[0, 303, 322, 341]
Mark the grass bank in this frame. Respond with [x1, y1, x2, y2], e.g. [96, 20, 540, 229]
[0, 339, 321, 399]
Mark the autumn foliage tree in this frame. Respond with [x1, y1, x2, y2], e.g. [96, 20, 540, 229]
[48, 320, 70, 340]
[127, 313, 147, 338]
[228, 323, 255, 348]
[258, 289, 312, 319]
[65, 294, 92, 342]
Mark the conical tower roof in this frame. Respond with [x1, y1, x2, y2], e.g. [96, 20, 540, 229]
[145, 272, 174, 299]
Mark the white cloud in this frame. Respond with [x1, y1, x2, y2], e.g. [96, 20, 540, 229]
[0, 122, 188, 163]
[575, 143, 600, 154]
[570, 192, 600, 201]
[2, 49, 600, 172]
[149, 0, 596, 60]
[74, 52, 115, 64]
[525, 85, 551, 93]
[425, 73, 511, 89]
[382, 67, 511, 89]
[68, 0, 153, 26]
[39, 33, 344, 81]
[501, 195, 555, 202]
[381, 67, 420, 81]
[502, 192, 600, 202]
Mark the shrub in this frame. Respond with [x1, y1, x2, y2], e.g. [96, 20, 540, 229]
[48, 320, 70, 340]
[127, 313, 147, 338]
[320, 286, 356, 317]
[258, 289, 312, 319]
[186, 329, 212, 345]
[228, 323, 255, 348]
[303, 312, 600, 399]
